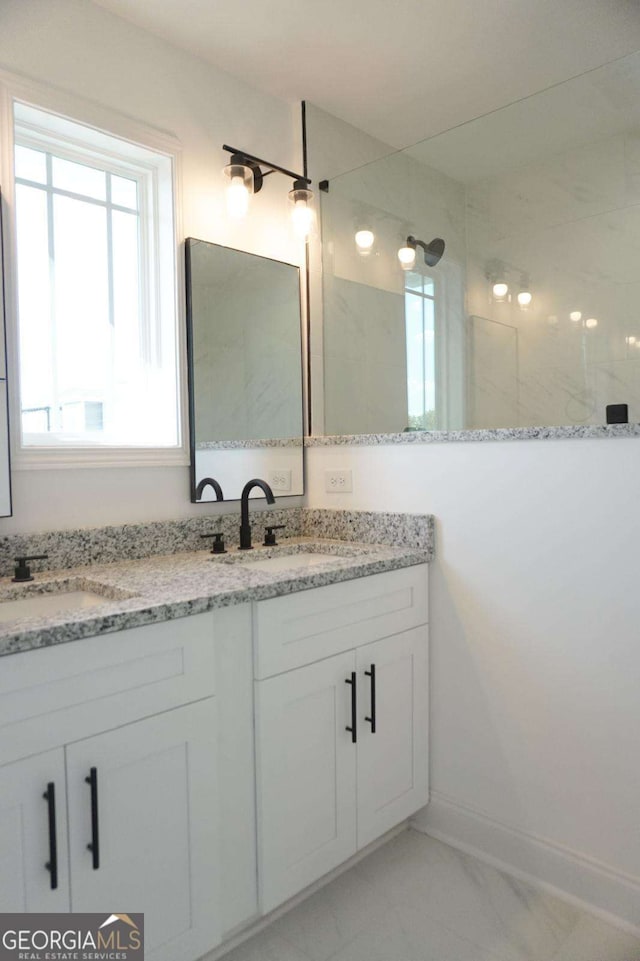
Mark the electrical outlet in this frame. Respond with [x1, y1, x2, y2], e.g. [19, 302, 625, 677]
[269, 469, 292, 492]
[324, 469, 353, 493]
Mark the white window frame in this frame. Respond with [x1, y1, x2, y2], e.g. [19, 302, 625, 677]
[0, 70, 188, 469]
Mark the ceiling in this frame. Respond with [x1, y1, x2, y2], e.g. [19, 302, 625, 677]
[90, 0, 640, 149]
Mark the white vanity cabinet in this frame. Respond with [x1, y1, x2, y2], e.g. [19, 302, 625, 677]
[0, 611, 246, 961]
[254, 565, 429, 913]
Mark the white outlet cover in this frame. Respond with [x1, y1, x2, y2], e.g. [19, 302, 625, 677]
[268, 469, 292, 492]
[324, 470, 353, 493]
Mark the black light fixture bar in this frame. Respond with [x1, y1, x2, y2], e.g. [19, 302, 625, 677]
[222, 144, 311, 186]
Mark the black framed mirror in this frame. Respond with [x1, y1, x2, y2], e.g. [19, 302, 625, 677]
[185, 238, 304, 502]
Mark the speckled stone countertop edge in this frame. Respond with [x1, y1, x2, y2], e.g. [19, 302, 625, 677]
[304, 424, 640, 446]
[0, 538, 430, 658]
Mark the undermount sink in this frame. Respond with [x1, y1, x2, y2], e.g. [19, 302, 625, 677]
[0, 590, 108, 622]
[216, 542, 366, 573]
[236, 552, 338, 573]
[0, 578, 136, 624]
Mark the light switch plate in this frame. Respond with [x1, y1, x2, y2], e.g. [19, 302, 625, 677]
[269, 469, 292, 492]
[324, 470, 353, 493]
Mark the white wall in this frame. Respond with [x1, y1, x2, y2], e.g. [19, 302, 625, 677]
[0, 0, 305, 533]
[307, 437, 640, 928]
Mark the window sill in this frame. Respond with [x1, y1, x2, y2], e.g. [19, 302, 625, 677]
[13, 447, 190, 471]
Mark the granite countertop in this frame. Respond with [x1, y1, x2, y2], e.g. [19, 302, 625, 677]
[0, 536, 431, 658]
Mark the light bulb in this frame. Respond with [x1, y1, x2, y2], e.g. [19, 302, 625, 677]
[226, 176, 250, 218]
[355, 228, 375, 253]
[492, 281, 509, 300]
[288, 181, 315, 240]
[291, 199, 314, 239]
[398, 245, 416, 269]
[585, 317, 598, 329]
[517, 290, 532, 308]
[569, 311, 582, 322]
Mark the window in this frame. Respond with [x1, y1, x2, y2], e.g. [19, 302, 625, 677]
[405, 271, 436, 430]
[13, 102, 180, 451]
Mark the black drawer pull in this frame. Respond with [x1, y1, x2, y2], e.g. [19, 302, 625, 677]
[43, 782, 58, 890]
[345, 672, 357, 743]
[365, 663, 377, 733]
[84, 767, 100, 870]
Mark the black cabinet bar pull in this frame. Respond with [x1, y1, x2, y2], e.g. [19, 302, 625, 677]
[84, 767, 100, 870]
[345, 672, 357, 743]
[43, 782, 58, 890]
[365, 663, 377, 733]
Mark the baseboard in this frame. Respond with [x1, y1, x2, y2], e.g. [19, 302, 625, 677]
[411, 792, 640, 936]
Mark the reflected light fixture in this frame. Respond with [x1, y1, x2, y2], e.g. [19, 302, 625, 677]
[626, 335, 637, 345]
[585, 317, 598, 329]
[398, 234, 445, 271]
[222, 144, 314, 239]
[492, 279, 509, 301]
[355, 227, 375, 255]
[569, 311, 582, 322]
[517, 275, 532, 309]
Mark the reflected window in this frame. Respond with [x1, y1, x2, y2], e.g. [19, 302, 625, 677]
[13, 104, 179, 449]
[405, 271, 436, 430]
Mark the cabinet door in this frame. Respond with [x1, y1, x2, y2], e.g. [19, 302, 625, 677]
[356, 627, 429, 848]
[66, 700, 220, 961]
[255, 651, 357, 912]
[0, 749, 69, 912]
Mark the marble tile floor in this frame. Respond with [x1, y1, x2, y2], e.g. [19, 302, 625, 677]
[212, 829, 640, 961]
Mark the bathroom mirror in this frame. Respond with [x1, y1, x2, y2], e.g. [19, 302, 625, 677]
[0, 191, 12, 517]
[185, 238, 304, 502]
[315, 50, 640, 436]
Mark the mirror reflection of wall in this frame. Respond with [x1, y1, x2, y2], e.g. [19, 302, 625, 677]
[313, 50, 640, 436]
[186, 239, 304, 502]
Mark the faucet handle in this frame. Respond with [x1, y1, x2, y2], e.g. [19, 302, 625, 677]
[12, 554, 49, 583]
[264, 524, 286, 547]
[200, 533, 227, 555]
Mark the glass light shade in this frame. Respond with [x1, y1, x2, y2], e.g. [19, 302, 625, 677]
[517, 290, 532, 308]
[355, 228, 375, 252]
[288, 184, 315, 239]
[585, 317, 598, 329]
[223, 162, 253, 219]
[398, 245, 416, 269]
[569, 311, 582, 322]
[492, 281, 509, 300]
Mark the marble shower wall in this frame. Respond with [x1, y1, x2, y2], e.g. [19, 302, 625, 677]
[321, 149, 467, 435]
[466, 131, 640, 428]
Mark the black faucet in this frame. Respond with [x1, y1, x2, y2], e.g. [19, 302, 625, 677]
[195, 477, 224, 501]
[239, 478, 275, 550]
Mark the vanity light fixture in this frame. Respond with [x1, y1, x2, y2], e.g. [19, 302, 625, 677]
[355, 227, 375, 255]
[397, 235, 445, 271]
[222, 144, 315, 238]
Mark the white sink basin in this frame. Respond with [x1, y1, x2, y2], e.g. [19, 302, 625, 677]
[238, 552, 337, 573]
[0, 590, 109, 623]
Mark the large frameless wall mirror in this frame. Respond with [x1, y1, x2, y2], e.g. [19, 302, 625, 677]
[185, 238, 304, 502]
[318, 51, 640, 435]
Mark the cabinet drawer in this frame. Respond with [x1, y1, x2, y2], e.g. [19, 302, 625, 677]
[254, 565, 428, 679]
[0, 613, 216, 765]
